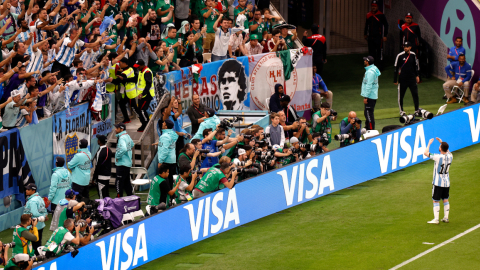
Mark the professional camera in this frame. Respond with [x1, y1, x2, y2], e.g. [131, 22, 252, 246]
[63, 245, 80, 258]
[197, 149, 210, 154]
[219, 116, 244, 129]
[353, 117, 362, 125]
[290, 147, 301, 155]
[233, 167, 260, 175]
[399, 113, 415, 124]
[32, 216, 45, 223]
[298, 143, 317, 152]
[191, 169, 203, 174]
[328, 109, 338, 116]
[13, 254, 46, 269]
[334, 133, 351, 142]
[150, 202, 167, 214]
[262, 132, 271, 139]
[417, 108, 434, 120]
[3, 242, 15, 248]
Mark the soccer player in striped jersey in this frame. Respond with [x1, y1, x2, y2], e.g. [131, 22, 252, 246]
[424, 137, 453, 224]
[26, 37, 51, 79]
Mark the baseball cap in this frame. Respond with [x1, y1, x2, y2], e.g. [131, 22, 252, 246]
[65, 189, 79, 197]
[363, 56, 374, 65]
[11, 90, 21, 98]
[115, 123, 126, 130]
[238, 148, 246, 156]
[290, 137, 299, 144]
[403, 41, 412, 47]
[250, 34, 259, 40]
[205, 108, 216, 117]
[164, 119, 174, 129]
[133, 59, 145, 68]
[280, 95, 291, 102]
[405, 12, 413, 18]
[371, 0, 378, 6]
[96, 134, 107, 144]
[79, 138, 88, 148]
[25, 183, 37, 191]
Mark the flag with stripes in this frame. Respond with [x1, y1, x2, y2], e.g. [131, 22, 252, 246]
[92, 71, 109, 112]
[64, 86, 70, 114]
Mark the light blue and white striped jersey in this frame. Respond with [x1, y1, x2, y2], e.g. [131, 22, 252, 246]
[80, 49, 102, 69]
[10, 5, 22, 15]
[26, 49, 43, 79]
[16, 30, 34, 55]
[55, 38, 85, 66]
[16, 109, 30, 128]
[429, 153, 453, 187]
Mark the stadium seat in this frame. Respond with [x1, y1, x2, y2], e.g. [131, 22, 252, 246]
[37, 246, 46, 256]
[146, 205, 151, 216]
[122, 213, 134, 225]
[451, 70, 475, 103]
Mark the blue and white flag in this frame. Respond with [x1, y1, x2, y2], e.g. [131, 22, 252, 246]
[64, 86, 70, 114]
[99, 15, 116, 45]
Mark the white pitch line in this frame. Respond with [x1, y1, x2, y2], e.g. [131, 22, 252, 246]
[390, 223, 480, 270]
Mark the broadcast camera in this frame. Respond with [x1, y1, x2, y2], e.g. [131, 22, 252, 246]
[80, 199, 112, 235]
[219, 116, 244, 129]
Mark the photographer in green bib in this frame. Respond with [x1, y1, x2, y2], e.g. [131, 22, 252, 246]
[147, 164, 181, 209]
[43, 219, 81, 258]
[312, 102, 333, 144]
[338, 111, 362, 147]
[173, 164, 199, 204]
[12, 214, 39, 257]
[193, 160, 238, 198]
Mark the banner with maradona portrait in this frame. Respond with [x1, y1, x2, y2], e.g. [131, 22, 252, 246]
[52, 103, 91, 168]
[165, 57, 251, 112]
[249, 48, 313, 112]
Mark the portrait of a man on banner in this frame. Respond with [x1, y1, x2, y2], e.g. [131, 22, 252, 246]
[218, 59, 248, 110]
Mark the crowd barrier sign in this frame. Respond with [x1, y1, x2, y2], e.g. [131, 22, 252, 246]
[34, 104, 480, 270]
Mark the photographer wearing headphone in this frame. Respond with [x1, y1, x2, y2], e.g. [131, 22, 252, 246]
[51, 189, 85, 232]
[173, 165, 199, 204]
[12, 214, 39, 258]
[338, 111, 362, 147]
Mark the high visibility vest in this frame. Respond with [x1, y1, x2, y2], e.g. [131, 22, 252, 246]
[137, 67, 154, 98]
[106, 63, 118, 93]
[124, 67, 139, 99]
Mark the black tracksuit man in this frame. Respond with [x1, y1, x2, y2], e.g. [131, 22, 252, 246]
[364, 7, 388, 70]
[93, 143, 113, 199]
[394, 47, 420, 114]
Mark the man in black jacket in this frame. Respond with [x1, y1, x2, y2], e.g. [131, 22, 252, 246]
[269, 84, 284, 113]
[187, 94, 208, 135]
[394, 42, 420, 116]
[302, 24, 327, 75]
[364, 0, 388, 71]
[93, 135, 113, 199]
[400, 12, 422, 55]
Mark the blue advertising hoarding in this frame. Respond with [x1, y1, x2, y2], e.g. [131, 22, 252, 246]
[35, 104, 480, 270]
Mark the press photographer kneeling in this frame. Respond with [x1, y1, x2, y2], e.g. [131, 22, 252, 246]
[193, 161, 238, 198]
[42, 219, 81, 258]
[147, 164, 182, 210]
[336, 111, 362, 147]
[173, 165, 200, 203]
[233, 147, 260, 181]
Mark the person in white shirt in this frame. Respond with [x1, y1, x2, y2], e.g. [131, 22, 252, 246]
[211, 14, 232, 62]
[424, 137, 453, 224]
[245, 34, 264, 56]
[176, 164, 198, 202]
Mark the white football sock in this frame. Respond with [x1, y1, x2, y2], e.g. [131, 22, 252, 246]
[433, 202, 440, 220]
[444, 202, 450, 219]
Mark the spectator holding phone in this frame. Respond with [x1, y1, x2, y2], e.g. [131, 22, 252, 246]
[166, 96, 188, 157]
